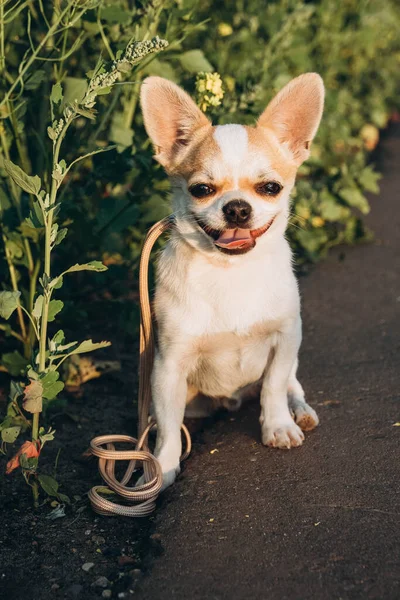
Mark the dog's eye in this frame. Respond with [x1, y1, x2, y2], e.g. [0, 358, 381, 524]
[189, 184, 215, 199]
[256, 181, 282, 196]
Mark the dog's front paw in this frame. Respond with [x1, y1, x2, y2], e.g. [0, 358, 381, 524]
[160, 464, 181, 491]
[135, 462, 180, 492]
[262, 420, 305, 449]
[291, 402, 319, 431]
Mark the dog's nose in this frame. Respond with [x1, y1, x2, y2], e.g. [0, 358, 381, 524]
[222, 200, 252, 225]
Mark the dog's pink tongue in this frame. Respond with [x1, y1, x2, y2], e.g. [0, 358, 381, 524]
[215, 228, 253, 249]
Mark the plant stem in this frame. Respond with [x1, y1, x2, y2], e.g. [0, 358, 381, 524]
[0, 0, 5, 74]
[97, 8, 115, 61]
[2, 234, 28, 342]
[0, 324, 25, 343]
[28, 259, 40, 345]
[38, 116, 71, 372]
[0, 3, 71, 108]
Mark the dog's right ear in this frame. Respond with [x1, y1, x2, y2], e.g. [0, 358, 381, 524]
[140, 76, 210, 168]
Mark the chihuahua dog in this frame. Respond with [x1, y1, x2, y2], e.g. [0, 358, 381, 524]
[140, 73, 324, 489]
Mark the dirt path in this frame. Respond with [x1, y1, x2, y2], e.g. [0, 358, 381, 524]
[132, 125, 400, 600]
[1, 127, 399, 600]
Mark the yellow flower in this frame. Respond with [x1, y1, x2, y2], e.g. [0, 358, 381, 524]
[195, 72, 224, 112]
[218, 23, 233, 37]
[360, 124, 379, 151]
[311, 216, 325, 228]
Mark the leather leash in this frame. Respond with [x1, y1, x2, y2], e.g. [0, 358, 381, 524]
[88, 216, 191, 517]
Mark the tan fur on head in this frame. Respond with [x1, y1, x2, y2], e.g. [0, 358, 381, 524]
[257, 73, 325, 165]
[140, 76, 211, 170]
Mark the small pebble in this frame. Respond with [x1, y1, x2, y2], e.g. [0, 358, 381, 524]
[85, 529, 91, 536]
[92, 535, 106, 545]
[129, 569, 142, 579]
[92, 576, 109, 589]
[82, 562, 94, 572]
[102, 591, 112, 599]
[118, 555, 136, 567]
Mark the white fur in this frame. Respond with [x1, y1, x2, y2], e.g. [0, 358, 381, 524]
[141, 76, 323, 490]
[152, 201, 319, 489]
[214, 124, 248, 177]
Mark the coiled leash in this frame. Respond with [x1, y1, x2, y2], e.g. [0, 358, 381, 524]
[88, 216, 191, 517]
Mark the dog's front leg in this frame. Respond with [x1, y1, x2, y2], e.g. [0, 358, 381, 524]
[152, 353, 188, 490]
[260, 320, 305, 448]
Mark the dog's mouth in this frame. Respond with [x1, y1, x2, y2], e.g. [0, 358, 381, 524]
[193, 215, 276, 255]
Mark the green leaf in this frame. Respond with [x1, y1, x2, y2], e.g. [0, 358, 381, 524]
[69, 339, 111, 355]
[58, 493, 71, 504]
[0, 291, 21, 319]
[47, 126, 57, 141]
[318, 191, 343, 222]
[27, 368, 39, 380]
[1, 351, 28, 376]
[4, 160, 41, 196]
[25, 69, 46, 91]
[52, 276, 64, 290]
[20, 221, 43, 242]
[143, 59, 177, 82]
[109, 110, 133, 149]
[96, 86, 112, 96]
[32, 295, 44, 319]
[48, 300, 64, 322]
[54, 228, 68, 246]
[358, 167, 381, 194]
[50, 82, 63, 106]
[19, 454, 38, 470]
[101, 5, 132, 24]
[64, 261, 108, 275]
[1, 426, 21, 443]
[74, 105, 97, 120]
[339, 187, 370, 214]
[179, 50, 213, 73]
[63, 77, 87, 104]
[23, 379, 43, 413]
[24, 200, 45, 231]
[41, 371, 64, 401]
[56, 341, 77, 352]
[52, 330, 65, 345]
[38, 474, 59, 497]
[39, 428, 56, 443]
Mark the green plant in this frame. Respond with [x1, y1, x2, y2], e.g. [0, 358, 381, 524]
[0, 0, 169, 505]
[189, 0, 400, 261]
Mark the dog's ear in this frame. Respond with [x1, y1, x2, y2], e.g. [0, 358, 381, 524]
[258, 73, 324, 165]
[140, 76, 211, 168]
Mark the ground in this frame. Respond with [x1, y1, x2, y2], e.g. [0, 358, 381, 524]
[0, 126, 399, 600]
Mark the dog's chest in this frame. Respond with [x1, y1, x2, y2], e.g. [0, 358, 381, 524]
[156, 241, 299, 396]
[180, 255, 295, 335]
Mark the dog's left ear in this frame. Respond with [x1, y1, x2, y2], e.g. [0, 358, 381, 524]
[258, 73, 324, 165]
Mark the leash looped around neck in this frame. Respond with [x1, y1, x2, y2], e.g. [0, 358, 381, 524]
[88, 215, 192, 517]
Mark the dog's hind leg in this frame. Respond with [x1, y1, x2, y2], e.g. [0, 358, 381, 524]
[185, 386, 219, 417]
[287, 359, 319, 431]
